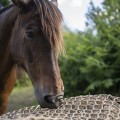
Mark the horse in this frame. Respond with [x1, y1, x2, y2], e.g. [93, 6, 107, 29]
[0, 0, 64, 115]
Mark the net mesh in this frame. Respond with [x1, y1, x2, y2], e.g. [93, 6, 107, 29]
[0, 94, 120, 120]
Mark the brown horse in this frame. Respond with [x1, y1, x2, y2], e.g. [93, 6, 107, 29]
[0, 0, 64, 115]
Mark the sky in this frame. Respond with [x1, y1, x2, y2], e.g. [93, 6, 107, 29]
[58, 0, 104, 31]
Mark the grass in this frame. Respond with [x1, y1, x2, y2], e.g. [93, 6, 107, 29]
[7, 83, 38, 112]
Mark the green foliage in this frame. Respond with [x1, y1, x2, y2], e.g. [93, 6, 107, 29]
[59, 0, 120, 97]
[87, 0, 120, 93]
[59, 31, 106, 97]
[16, 73, 31, 87]
[0, 0, 10, 6]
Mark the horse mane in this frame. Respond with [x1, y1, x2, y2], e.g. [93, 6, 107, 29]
[33, 0, 64, 55]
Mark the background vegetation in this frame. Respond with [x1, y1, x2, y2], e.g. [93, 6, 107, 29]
[60, 0, 120, 97]
[0, 0, 10, 6]
[1, 0, 120, 111]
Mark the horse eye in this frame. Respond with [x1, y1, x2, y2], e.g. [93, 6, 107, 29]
[26, 31, 34, 38]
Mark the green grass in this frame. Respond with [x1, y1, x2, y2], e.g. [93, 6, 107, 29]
[7, 84, 38, 112]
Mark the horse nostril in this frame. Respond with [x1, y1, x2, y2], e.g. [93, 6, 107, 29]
[43, 94, 64, 108]
[44, 95, 55, 104]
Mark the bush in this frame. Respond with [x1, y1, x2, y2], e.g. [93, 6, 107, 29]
[59, 31, 120, 97]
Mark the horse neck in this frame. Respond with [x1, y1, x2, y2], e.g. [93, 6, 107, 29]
[0, 6, 19, 79]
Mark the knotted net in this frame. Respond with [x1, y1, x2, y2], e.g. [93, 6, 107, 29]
[0, 94, 120, 120]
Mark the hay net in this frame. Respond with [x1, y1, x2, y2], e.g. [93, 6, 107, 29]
[0, 94, 120, 120]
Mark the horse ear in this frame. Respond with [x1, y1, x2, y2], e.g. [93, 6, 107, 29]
[12, 0, 31, 9]
[51, 0, 58, 7]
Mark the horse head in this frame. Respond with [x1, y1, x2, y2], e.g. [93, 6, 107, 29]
[11, 0, 64, 108]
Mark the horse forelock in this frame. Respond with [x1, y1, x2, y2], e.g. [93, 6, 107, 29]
[33, 0, 65, 55]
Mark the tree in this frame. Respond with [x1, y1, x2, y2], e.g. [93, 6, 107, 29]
[60, 0, 120, 97]
[86, 0, 120, 94]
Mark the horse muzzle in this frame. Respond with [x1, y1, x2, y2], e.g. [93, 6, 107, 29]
[33, 78, 64, 108]
[35, 92, 64, 108]
[34, 83, 64, 108]
[42, 94, 64, 108]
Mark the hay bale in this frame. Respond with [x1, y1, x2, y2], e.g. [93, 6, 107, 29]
[0, 94, 120, 120]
